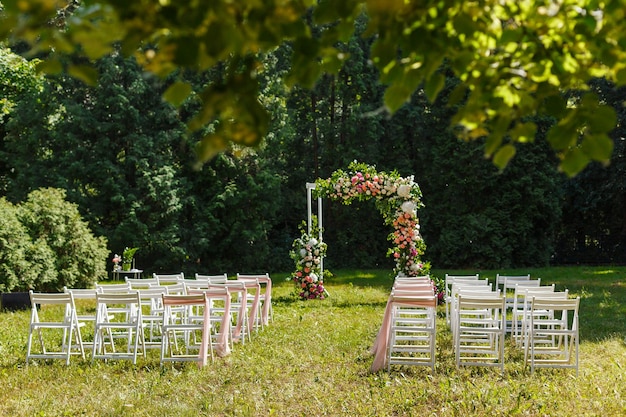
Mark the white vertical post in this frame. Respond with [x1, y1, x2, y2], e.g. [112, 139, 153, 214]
[306, 182, 314, 235]
[306, 182, 324, 288]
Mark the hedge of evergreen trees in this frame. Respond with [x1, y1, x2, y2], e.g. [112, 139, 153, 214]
[1, 32, 625, 278]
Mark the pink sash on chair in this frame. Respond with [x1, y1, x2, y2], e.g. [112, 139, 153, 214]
[370, 292, 436, 372]
[170, 289, 231, 367]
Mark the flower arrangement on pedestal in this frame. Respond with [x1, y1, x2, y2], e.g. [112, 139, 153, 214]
[290, 220, 327, 300]
[122, 247, 138, 271]
[112, 254, 121, 271]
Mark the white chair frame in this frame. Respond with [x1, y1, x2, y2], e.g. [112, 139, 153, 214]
[26, 291, 85, 365]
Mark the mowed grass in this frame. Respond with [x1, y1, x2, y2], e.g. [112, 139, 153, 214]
[0, 266, 624, 416]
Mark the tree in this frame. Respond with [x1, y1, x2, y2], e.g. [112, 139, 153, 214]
[1, 1, 622, 175]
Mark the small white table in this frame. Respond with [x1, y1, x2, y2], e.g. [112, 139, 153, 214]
[111, 268, 143, 281]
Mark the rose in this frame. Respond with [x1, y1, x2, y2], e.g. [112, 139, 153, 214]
[401, 201, 416, 214]
[308, 238, 318, 246]
[397, 184, 411, 198]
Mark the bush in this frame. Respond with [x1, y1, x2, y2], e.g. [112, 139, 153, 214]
[0, 188, 109, 292]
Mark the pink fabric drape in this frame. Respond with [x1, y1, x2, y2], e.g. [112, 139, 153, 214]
[236, 275, 272, 326]
[208, 281, 261, 340]
[370, 291, 436, 372]
[163, 289, 231, 368]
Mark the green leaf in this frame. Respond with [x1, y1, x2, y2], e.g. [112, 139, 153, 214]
[493, 144, 516, 170]
[509, 122, 537, 143]
[424, 72, 445, 102]
[543, 93, 567, 119]
[195, 133, 229, 163]
[35, 58, 62, 75]
[453, 13, 476, 36]
[586, 105, 617, 134]
[616, 68, 626, 85]
[560, 147, 590, 177]
[174, 36, 200, 66]
[163, 81, 193, 107]
[384, 83, 412, 113]
[67, 64, 99, 86]
[547, 122, 577, 151]
[447, 83, 468, 108]
[581, 133, 614, 162]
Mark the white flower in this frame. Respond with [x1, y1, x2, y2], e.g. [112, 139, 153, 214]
[401, 201, 416, 214]
[310, 273, 318, 282]
[397, 184, 411, 198]
[308, 238, 318, 246]
[314, 258, 320, 264]
[300, 249, 307, 258]
[410, 263, 420, 271]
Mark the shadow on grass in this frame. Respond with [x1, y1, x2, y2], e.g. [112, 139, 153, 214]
[283, 267, 626, 342]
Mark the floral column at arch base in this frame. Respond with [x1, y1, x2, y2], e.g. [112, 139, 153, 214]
[290, 219, 327, 300]
[290, 161, 431, 300]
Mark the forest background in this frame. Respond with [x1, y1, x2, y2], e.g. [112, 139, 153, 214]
[1, 15, 625, 278]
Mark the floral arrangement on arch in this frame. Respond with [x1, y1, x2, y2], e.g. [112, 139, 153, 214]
[290, 219, 327, 300]
[314, 161, 431, 280]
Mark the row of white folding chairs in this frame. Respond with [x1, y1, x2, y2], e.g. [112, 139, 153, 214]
[27, 288, 232, 366]
[447, 274, 580, 373]
[511, 284, 580, 375]
[149, 273, 273, 327]
[123, 273, 272, 349]
[445, 273, 540, 332]
[96, 280, 250, 350]
[503, 282, 579, 374]
[387, 276, 437, 371]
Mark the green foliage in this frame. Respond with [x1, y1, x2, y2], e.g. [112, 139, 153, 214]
[0, 188, 108, 292]
[2, 1, 624, 174]
[0, 198, 52, 292]
[554, 79, 626, 263]
[17, 188, 109, 290]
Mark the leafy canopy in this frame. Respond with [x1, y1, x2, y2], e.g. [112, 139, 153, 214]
[1, 0, 624, 175]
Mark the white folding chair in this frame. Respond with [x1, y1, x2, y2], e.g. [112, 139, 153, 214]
[154, 273, 185, 286]
[444, 274, 480, 326]
[454, 294, 506, 373]
[138, 287, 167, 348]
[92, 292, 145, 364]
[448, 280, 492, 333]
[96, 282, 131, 293]
[236, 273, 273, 329]
[524, 296, 580, 375]
[26, 291, 85, 365]
[64, 287, 99, 350]
[496, 274, 531, 293]
[387, 294, 437, 371]
[502, 278, 540, 333]
[160, 293, 214, 366]
[125, 277, 159, 289]
[208, 281, 251, 344]
[195, 273, 228, 285]
[515, 286, 563, 346]
[511, 283, 552, 342]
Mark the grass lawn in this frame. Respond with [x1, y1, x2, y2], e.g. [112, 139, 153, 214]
[0, 266, 624, 416]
